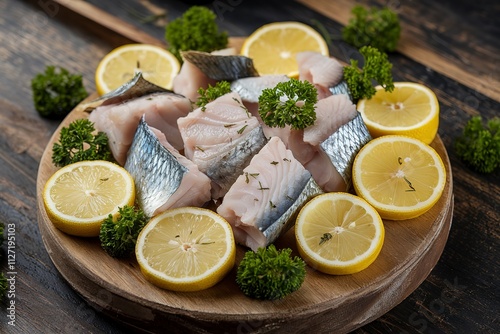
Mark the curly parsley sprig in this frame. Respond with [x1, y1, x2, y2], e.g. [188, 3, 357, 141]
[165, 6, 228, 62]
[258, 78, 317, 130]
[343, 46, 395, 102]
[52, 119, 111, 167]
[99, 205, 148, 258]
[342, 5, 401, 53]
[31, 66, 88, 119]
[236, 245, 306, 300]
[196, 81, 232, 111]
[455, 116, 500, 174]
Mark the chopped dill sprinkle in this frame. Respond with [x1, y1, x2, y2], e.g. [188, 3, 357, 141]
[196, 146, 205, 152]
[283, 158, 291, 162]
[269, 201, 276, 209]
[270, 161, 279, 165]
[224, 123, 236, 128]
[258, 181, 269, 191]
[237, 125, 248, 134]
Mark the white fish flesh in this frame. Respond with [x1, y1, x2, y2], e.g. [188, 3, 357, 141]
[172, 59, 217, 102]
[297, 51, 344, 99]
[288, 94, 361, 192]
[177, 92, 267, 199]
[217, 137, 323, 251]
[124, 116, 211, 217]
[89, 92, 192, 165]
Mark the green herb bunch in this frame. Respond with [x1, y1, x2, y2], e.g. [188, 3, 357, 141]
[196, 81, 232, 110]
[258, 78, 318, 130]
[455, 116, 500, 174]
[342, 5, 401, 53]
[165, 6, 228, 62]
[31, 66, 88, 119]
[99, 205, 148, 258]
[236, 245, 306, 300]
[52, 119, 111, 167]
[343, 46, 395, 102]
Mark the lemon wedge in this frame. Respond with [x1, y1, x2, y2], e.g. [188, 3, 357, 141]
[241, 21, 329, 78]
[43, 160, 135, 237]
[352, 135, 446, 220]
[295, 192, 384, 275]
[95, 44, 180, 95]
[135, 207, 236, 292]
[357, 82, 440, 144]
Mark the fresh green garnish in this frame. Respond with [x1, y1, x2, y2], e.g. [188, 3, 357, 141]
[31, 66, 88, 119]
[99, 205, 148, 258]
[165, 6, 228, 62]
[196, 81, 232, 111]
[455, 116, 500, 174]
[343, 46, 395, 102]
[258, 78, 317, 130]
[52, 119, 111, 167]
[236, 245, 306, 300]
[342, 5, 401, 53]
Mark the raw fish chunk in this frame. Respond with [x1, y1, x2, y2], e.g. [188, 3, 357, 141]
[124, 117, 211, 217]
[217, 137, 323, 251]
[89, 92, 192, 165]
[177, 92, 267, 199]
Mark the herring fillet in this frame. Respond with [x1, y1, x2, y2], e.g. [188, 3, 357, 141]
[217, 137, 323, 251]
[89, 92, 192, 165]
[124, 117, 211, 217]
[177, 92, 267, 199]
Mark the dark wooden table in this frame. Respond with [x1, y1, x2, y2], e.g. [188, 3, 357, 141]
[1, 0, 499, 333]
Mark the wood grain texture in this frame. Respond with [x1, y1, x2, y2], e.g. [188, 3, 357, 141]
[35, 100, 454, 333]
[297, 0, 500, 102]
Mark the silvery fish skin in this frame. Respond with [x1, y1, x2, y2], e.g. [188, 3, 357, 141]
[262, 177, 323, 248]
[83, 72, 176, 112]
[217, 137, 323, 251]
[230, 75, 290, 103]
[124, 117, 212, 217]
[181, 50, 259, 81]
[320, 112, 372, 190]
[329, 80, 353, 102]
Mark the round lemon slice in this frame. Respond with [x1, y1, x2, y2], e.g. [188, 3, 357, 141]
[352, 135, 446, 220]
[241, 21, 329, 77]
[135, 207, 236, 292]
[357, 82, 440, 144]
[95, 44, 180, 95]
[295, 192, 384, 275]
[43, 160, 135, 237]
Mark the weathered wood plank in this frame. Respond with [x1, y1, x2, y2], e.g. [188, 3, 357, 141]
[297, 0, 500, 102]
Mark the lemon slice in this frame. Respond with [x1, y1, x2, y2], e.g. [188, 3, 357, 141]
[357, 82, 440, 144]
[295, 192, 384, 275]
[241, 21, 329, 77]
[352, 135, 446, 220]
[43, 160, 135, 237]
[135, 207, 236, 292]
[95, 44, 180, 95]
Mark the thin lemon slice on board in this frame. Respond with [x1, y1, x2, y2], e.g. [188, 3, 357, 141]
[43, 160, 135, 237]
[136, 207, 236, 292]
[295, 192, 384, 275]
[357, 82, 440, 144]
[352, 135, 446, 220]
[95, 44, 180, 95]
[241, 21, 329, 77]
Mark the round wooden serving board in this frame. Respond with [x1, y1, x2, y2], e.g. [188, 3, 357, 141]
[36, 96, 454, 334]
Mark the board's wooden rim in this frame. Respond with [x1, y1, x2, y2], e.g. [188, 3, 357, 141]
[36, 95, 453, 333]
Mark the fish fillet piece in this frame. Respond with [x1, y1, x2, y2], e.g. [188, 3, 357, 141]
[297, 51, 344, 99]
[124, 117, 211, 217]
[217, 137, 323, 251]
[288, 94, 359, 192]
[89, 92, 192, 165]
[303, 94, 357, 145]
[172, 60, 217, 102]
[177, 92, 267, 199]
